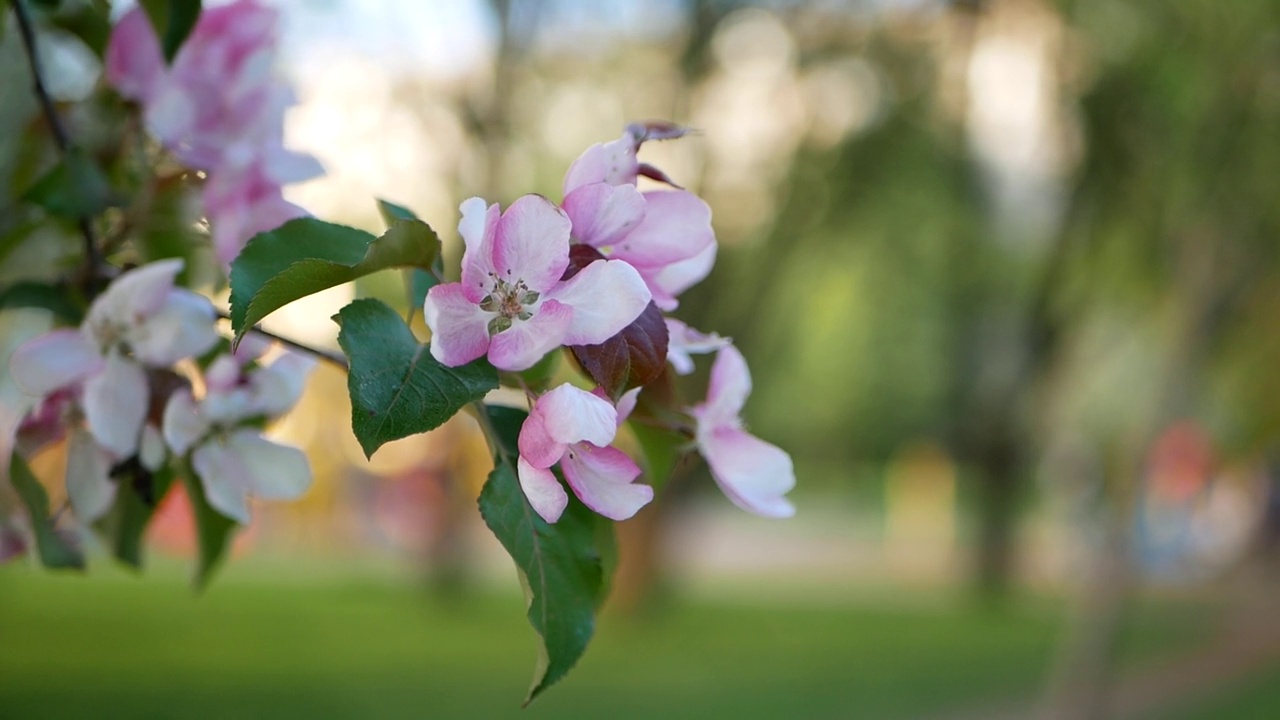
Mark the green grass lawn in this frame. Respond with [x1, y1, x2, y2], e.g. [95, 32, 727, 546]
[0, 560, 1213, 720]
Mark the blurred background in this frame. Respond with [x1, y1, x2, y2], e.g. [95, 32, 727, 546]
[4, 0, 1280, 717]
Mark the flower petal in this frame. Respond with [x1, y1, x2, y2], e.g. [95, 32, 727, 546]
[563, 182, 645, 248]
[128, 289, 219, 366]
[424, 283, 493, 367]
[699, 426, 795, 518]
[562, 133, 639, 194]
[225, 429, 311, 501]
[459, 198, 500, 302]
[517, 456, 569, 524]
[87, 259, 183, 328]
[646, 241, 717, 311]
[517, 407, 565, 470]
[546, 259, 651, 346]
[561, 443, 651, 521]
[666, 318, 730, 375]
[66, 429, 117, 522]
[162, 388, 209, 455]
[611, 191, 714, 268]
[614, 387, 641, 425]
[491, 195, 571, 293]
[531, 383, 617, 448]
[487, 299, 572, 372]
[82, 351, 148, 457]
[139, 423, 167, 472]
[104, 8, 163, 101]
[698, 344, 751, 427]
[191, 440, 253, 524]
[250, 352, 315, 417]
[9, 329, 103, 397]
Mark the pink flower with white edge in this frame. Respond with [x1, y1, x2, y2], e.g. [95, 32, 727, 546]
[516, 384, 653, 523]
[690, 345, 795, 518]
[162, 351, 315, 524]
[9, 259, 218, 460]
[202, 159, 312, 265]
[425, 195, 651, 372]
[561, 130, 717, 311]
[665, 318, 730, 375]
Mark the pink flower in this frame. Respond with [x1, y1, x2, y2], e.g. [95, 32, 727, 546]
[162, 351, 314, 524]
[665, 318, 730, 375]
[9, 259, 218, 459]
[202, 160, 311, 265]
[690, 345, 795, 518]
[516, 384, 653, 523]
[561, 129, 717, 311]
[424, 195, 651, 372]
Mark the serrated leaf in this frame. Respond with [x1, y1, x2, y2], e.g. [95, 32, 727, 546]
[561, 245, 668, 400]
[182, 471, 237, 591]
[477, 405, 611, 704]
[22, 148, 117, 219]
[335, 298, 497, 458]
[139, 0, 202, 63]
[377, 199, 441, 322]
[0, 281, 85, 323]
[228, 217, 440, 344]
[99, 464, 174, 569]
[8, 455, 84, 570]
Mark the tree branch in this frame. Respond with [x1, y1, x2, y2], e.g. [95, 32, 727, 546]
[215, 311, 348, 371]
[12, 0, 104, 286]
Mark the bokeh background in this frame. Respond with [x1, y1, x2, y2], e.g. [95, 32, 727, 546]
[3, 0, 1280, 718]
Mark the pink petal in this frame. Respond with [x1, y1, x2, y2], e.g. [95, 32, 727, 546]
[66, 429, 117, 522]
[491, 195, 571, 294]
[162, 388, 209, 455]
[225, 429, 311, 501]
[545, 259, 651, 346]
[697, 344, 751, 428]
[614, 387, 641, 425]
[611, 191, 714, 269]
[563, 182, 645, 248]
[204, 355, 244, 394]
[517, 456, 569, 524]
[666, 318, 730, 375]
[459, 198, 500, 302]
[487, 299, 572, 372]
[517, 408, 565, 470]
[647, 241, 717, 311]
[562, 133, 639, 195]
[128, 289, 219, 366]
[262, 147, 325, 185]
[424, 283, 492, 367]
[532, 384, 617, 448]
[9, 329, 103, 397]
[104, 8, 163, 101]
[561, 443, 652, 521]
[82, 351, 149, 458]
[699, 426, 795, 518]
[87, 259, 183, 328]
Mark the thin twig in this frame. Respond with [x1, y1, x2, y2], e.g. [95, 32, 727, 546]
[215, 311, 348, 370]
[12, 0, 104, 285]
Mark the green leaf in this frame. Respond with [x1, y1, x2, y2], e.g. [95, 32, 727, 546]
[335, 298, 497, 458]
[100, 465, 175, 569]
[47, 1, 113, 58]
[229, 217, 440, 345]
[0, 281, 85, 323]
[139, 0, 202, 63]
[376, 199, 441, 322]
[628, 421, 687, 494]
[182, 471, 237, 591]
[22, 149, 117, 220]
[136, 178, 202, 284]
[8, 455, 84, 570]
[477, 405, 612, 704]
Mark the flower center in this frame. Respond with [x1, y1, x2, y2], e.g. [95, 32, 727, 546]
[479, 275, 540, 336]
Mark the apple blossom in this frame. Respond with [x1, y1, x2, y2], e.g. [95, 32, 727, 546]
[425, 195, 651, 372]
[9, 259, 218, 460]
[690, 345, 795, 518]
[162, 351, 315, 524]
[665, 318, 730, 375]
[516, 384, 652, 523]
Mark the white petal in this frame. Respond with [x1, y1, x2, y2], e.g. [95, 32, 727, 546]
[66, 429, 117, 522]
[82, 351, 148, 457]
[87, 259, 183, 329]
[162, 389, 209, 455]
[249, 352, 315, 417]
[517, 456, 569, 524]
[191, 440, 252, 524]
[533, 384, 617, 448]
[225, 429, 311, 501]
[139, 423, 167, 472]
[9, 329, 103, 397]
[546, 259, 651, 346]
[128, 289, 219, 366]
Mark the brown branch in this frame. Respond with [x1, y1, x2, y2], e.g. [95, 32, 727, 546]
[215, 311, 348, 371]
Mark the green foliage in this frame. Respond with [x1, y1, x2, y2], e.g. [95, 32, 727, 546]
[477, 405, 614, 704]
[45, 1, 113, 58]
[99, 465, 175, 570]
[335, 298, 497, 458]
[22, 149, 117, 220]
[136, 179, 202, 285]
[139, 0, 202, 63]
[0, 280, 84, 323]
[182, 471, 237, 591]
[228, 217, 440, 345]
[376, 199, 441, 321]
[7, 455, 84, 570]
[628, 421, 686, 493]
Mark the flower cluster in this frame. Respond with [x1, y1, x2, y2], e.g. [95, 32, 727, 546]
[7, 260, 313, 529]
[428, 125, 794, 523]
[105, 0, 322, 265]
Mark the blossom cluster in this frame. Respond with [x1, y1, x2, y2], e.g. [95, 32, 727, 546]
[105, 0, 323, 265]
[426, 125, 795, 523]
[7, 260, 313, 530]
